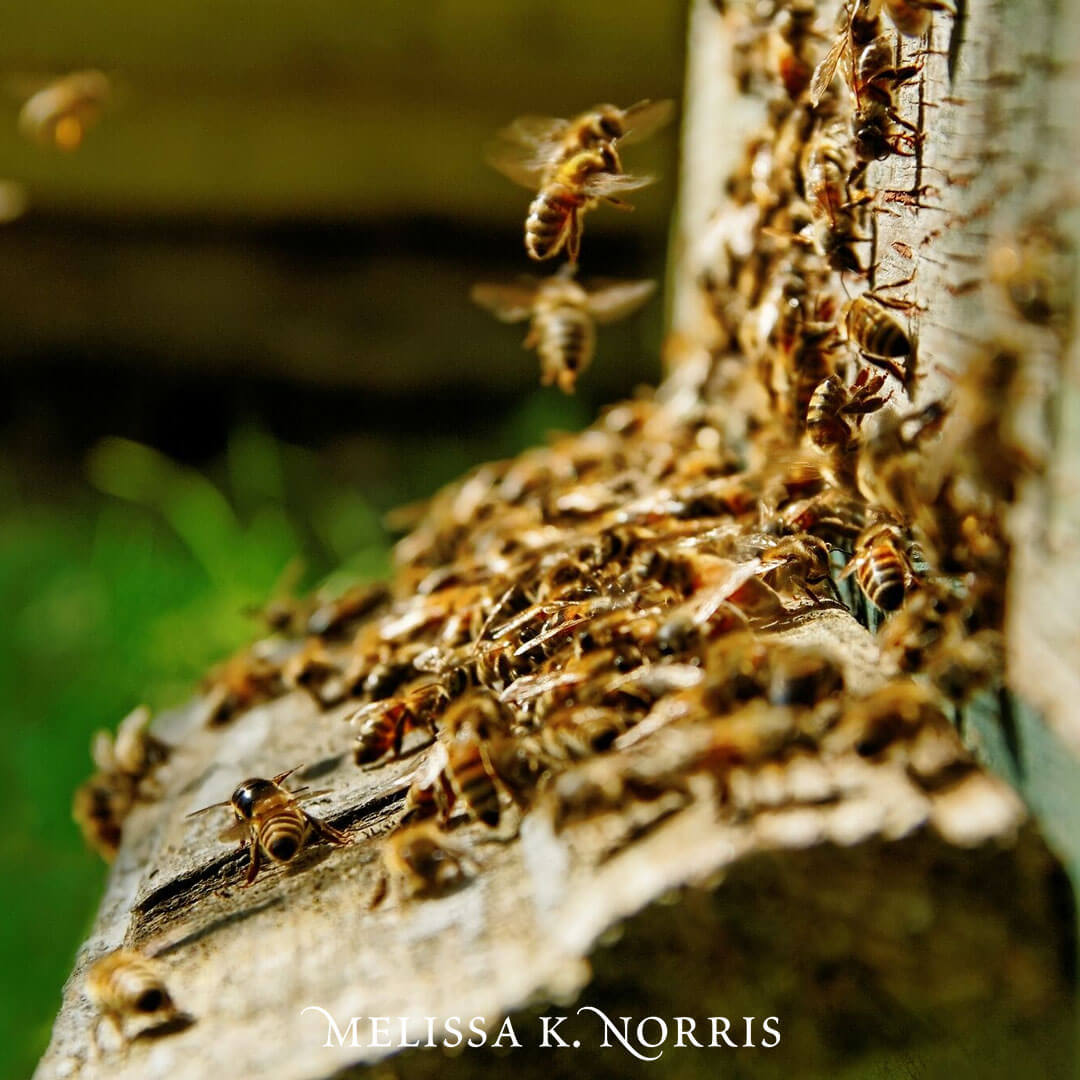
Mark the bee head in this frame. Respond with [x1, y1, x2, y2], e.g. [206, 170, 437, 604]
[593, 106, 624, 141]
[231, 778, 276, 820]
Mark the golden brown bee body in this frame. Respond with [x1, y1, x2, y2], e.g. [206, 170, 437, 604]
[381, 822, 469, 899]
[806, 369, 889, 456]
[844, 294, 912, 378]
[802, 126, 866, 273]
[351, 681, 447, 765]
[521, 146, 652, 263]
[19, 70, 110, 150]
[847, 520, 912, 611]
[86, 948, 178, 1051]
[444, 738, 502, 827]
[189, 767, 349, 886]
[472, 269, 655, 393]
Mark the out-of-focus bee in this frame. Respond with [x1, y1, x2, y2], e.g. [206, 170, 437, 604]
[73, 706, 172, 861]
[780, 486, 867, 546]
[825, 681, 949, 759]
[86, 948, 181, 1052]
[0, 180, 28, 225]
[806, 369, 889, 455]
[351, 681, 448, 765]
[188, 767, 349, 886]
[378, 822, 470, 901]
[874, 0, 953, 38]
[281, 639, 348, 707]
[989, 221, 1076, 329]
[487, 99, 673, 187]
[199, 645, 283, 726]
[769, 0, 823, 100]
[534, 706, 632, 762]
[844, 519, 913, 611]
[802, 123, 867, 273]
[19, 70, 110, 150]
[472, 267, 656, 393]
[843, 293, 913, 382]
[305, 580, 389, 637]
[925, 624, 1004, 703]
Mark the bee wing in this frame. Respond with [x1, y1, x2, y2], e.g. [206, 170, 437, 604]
[499, 670, 581, 706]
[584, 279, 657, 324]
[496, 113, 569, 148]
[583, 171, 655, 197]
[484, 137, 560, 190]
[809, 33, 847, 107]
[470, 282, 539, 323]
[617, 99, 675, 146]
[217, 820, 248, 844]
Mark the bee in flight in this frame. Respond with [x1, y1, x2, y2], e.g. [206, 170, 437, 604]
[471, 266, 656, 392]
[487, 100, 673, 262]
[18, 70, 111, 151]
[188, 767, 349, 886]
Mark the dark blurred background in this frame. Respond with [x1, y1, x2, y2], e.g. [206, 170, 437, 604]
[0, 3, 685, 1076]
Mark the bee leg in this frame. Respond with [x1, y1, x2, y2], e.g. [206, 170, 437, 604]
[242, 840, 261, 887]
[604, 197, 636, 211]
[313, 816, 351, 846]
[566, 212, 583, 264]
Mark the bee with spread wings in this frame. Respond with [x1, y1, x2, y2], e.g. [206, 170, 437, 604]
[487, 100, 674, 263]
[472, 267, 656, 393]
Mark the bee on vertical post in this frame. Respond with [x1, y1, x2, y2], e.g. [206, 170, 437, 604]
[187, 767, 349, 886]
[844, 519, 914, 612]
[472, 268, 656, 393]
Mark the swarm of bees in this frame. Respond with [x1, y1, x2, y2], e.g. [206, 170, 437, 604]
[71, 0, 1069, 1052]
[474, 100, 672, 392]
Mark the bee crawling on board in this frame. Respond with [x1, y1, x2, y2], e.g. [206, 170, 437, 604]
[85, 947, 190, 1055]
[372, 821, 473, 905]
[472, 265, 656, 392]
[187, 767, 350, 886]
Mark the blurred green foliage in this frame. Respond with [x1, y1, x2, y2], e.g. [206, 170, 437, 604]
[0, 388, 589, 1079]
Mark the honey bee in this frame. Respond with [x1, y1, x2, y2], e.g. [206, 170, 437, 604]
[281, 639, 348, 707]
[351, 681, 448, 765]
[769, 0, 822, 101]
[199, 645, 283, 726]
[472, 267, 656, 393]
[379, 822, 470, 900]
[188, 767, 349, 886]
[443, 737, 503, 827]
[73, 706, 172, 861]
[844, 519, 913, 611]
[848, 38, 921, 168]
[874, 0, 953, 38]
[85, 948, 181, 1052]
[19, 70, 111, 151]
[806, 369, 889, 456]
[801, 124, 867, 273]
[988, 221, 1076, 329]
[843, 293, 913, 381]
[825, 681, 948, 759]
[488, 100, 673, 186]
[305, 581, 389, 637]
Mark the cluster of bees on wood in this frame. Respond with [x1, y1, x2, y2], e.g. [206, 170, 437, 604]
[71, 0, 1075, 1052]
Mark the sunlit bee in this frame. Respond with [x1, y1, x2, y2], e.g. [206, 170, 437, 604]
[351, 681, 447, 765]
[806, 369, 889, 454]
[802, 126, 866, 273]
[524, 145, 654, 262]
[809, 0, 882, 107]
[86, 948, 179, 1050]
[188, 767, 349, 886]
[487, 99, 673, 186]
[845, 520, 913, 612]
[445, 738, 502, 827]
[843, 294, 913, 381]
[472, 268, 655, 393]
[19, 70, 110, 150]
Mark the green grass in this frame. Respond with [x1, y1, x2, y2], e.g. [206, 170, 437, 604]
[0, 389, 591, 1080]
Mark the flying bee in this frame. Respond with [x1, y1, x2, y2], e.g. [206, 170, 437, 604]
[188, 767, 349, 886]
[378, 822, 470, 902]
[844, 519, 914, 612]
[843, 293, 913, 382]
[472, 267, 655, 393]
[18, 70, 110, 150]
[826, 681, 949, 759]
[487, 99, 673, 186]
[351, 681, 448, 765]
[806, 369, 890, 456]
[85, 948, 181, 1052]
[874, 0, 953, 38]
